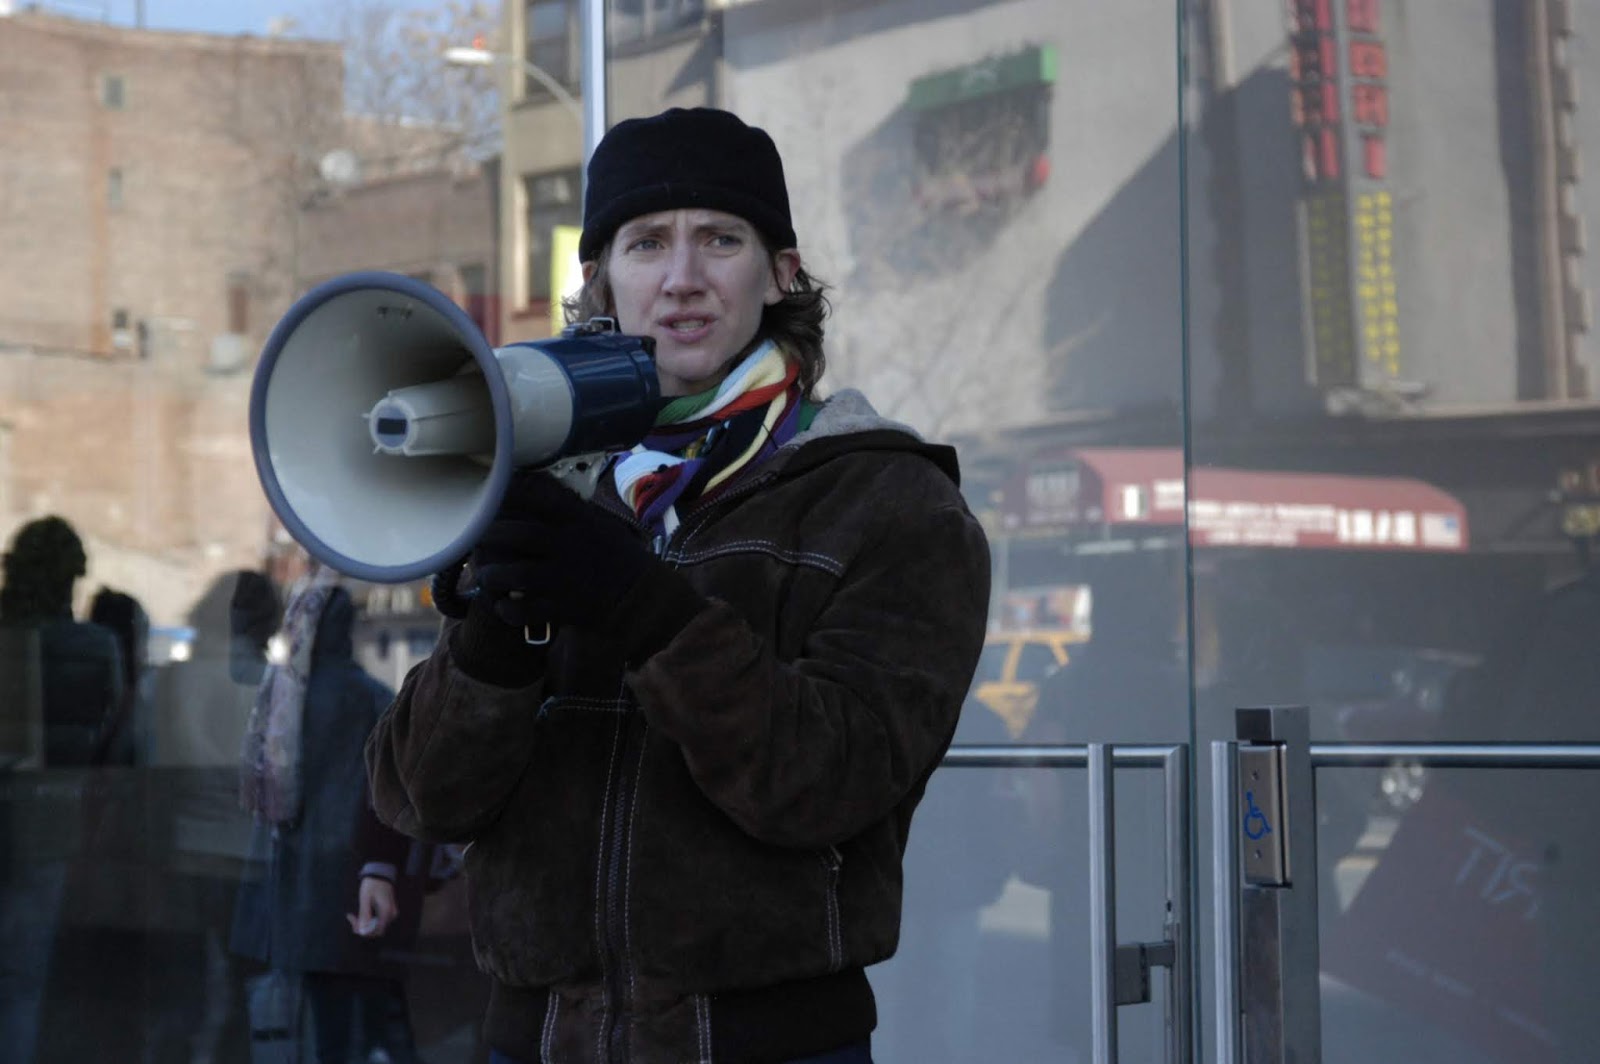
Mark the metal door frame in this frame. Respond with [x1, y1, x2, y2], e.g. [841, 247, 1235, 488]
[943, 743, 1194, 1064]
[943, 734, 1600, 1064]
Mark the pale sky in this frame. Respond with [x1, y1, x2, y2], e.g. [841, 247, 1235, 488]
[98, 0, 435, 38]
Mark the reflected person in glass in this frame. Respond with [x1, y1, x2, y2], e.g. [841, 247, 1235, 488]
[366, 107, 992, 1064]
[233, 571, 423, 1064]
[0, 515, 123, 1064]
[86, 586, 151, 767]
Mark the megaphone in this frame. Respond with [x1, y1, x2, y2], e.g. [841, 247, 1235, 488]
[250, 271, 659, 584]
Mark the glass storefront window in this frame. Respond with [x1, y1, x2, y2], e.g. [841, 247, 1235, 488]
[6, 0, 1600, 1060]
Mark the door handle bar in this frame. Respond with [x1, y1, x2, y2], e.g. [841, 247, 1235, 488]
[1308, 742, 1600, 768]
[941, 743, 1183, 768]
[1211, 740, 1242, 1064]
[1089, 743, 1118, 1064]
[1166, 744, 1194, 1064]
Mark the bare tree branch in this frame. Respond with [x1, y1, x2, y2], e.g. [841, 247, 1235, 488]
[304, 0, 503, 171]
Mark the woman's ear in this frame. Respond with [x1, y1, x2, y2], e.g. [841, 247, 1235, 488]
[765, 248, 802, 305]
[579, 260, 613, 316]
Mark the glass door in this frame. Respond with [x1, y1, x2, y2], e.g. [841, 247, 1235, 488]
[1185, 1, 1600, 1063]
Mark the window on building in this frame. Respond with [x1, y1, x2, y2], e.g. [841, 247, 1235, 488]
[525, 0, 579, 100]
[460, 262, 498, 344]
[110, 308, 132, 352]
[609, 0, 705, 47]
[524, 168, 582, 303]
[227, 273, 249, 334]
[101, 74, 125, 109]
[107, 167, 123, 208]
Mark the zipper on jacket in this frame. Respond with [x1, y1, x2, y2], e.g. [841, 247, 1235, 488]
[660, 471, 779, 560]
[822, 845, 845, 972]
[590, 464, 782, 1059]
[598, 706, 648, 1063]
[592, 710, 628, 1062]
[598, 472, 779, 555]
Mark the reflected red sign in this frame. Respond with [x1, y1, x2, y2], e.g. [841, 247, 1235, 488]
[999, 447, 1469, 552]
[1323, 786, 1556, 1063]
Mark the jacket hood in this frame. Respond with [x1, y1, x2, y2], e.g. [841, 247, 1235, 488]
[776, 389, 961, 486]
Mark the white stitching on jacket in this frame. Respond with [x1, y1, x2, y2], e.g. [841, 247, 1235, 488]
[542, 696, 630, 715]
[593, 713, 623, 1062]
[665, 539, 846, 575]
[541, 989, 558, 1063]
[695, 993, 712, 1064]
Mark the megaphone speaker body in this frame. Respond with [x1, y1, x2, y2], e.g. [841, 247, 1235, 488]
[250, 271, 658, 584]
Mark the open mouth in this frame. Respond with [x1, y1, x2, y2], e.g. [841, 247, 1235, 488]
[661, 317, 714, 341]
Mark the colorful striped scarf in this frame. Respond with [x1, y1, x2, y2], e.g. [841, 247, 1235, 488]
[614, 340, 804, 540]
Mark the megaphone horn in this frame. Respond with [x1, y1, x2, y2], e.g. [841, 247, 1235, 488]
[250, 271, 659, 584]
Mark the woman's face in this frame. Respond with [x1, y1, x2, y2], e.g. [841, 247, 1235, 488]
[589, 208, 800, 397]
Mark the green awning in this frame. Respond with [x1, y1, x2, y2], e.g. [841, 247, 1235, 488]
[907, 44, 1058, 111]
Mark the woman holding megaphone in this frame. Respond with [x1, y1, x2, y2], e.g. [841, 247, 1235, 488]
[365, 107, 991, 1064]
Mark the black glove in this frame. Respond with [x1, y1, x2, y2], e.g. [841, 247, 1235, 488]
[445, 579, 548, 687]
[453, 473, 707, 679]
[431, 554, 540, 686]
[470, 472, 655, 629]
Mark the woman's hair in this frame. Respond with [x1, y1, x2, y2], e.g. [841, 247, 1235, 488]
[562, 237, 832, 397]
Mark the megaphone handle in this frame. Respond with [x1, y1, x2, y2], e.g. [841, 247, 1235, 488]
[432, 560, 472, 620]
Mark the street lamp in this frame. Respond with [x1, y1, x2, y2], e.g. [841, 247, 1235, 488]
[443, 45, 583, 128]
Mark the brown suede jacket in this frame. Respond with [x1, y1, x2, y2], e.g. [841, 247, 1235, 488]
[366, 391, 990, 1064]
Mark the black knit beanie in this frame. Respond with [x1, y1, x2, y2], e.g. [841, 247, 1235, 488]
[578, 108, 797, 262]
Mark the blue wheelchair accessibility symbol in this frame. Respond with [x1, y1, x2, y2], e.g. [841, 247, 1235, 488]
[1242, 790, 1273, 841]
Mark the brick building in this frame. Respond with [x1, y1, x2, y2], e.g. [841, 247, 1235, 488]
[298, 158, 501, 345]
[0, 10, 499, 624]
[0, 11, 343, 620]
[0, 10, 343, 367]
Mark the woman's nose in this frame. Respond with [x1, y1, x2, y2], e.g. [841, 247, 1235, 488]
[662, 243, 706, 295]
